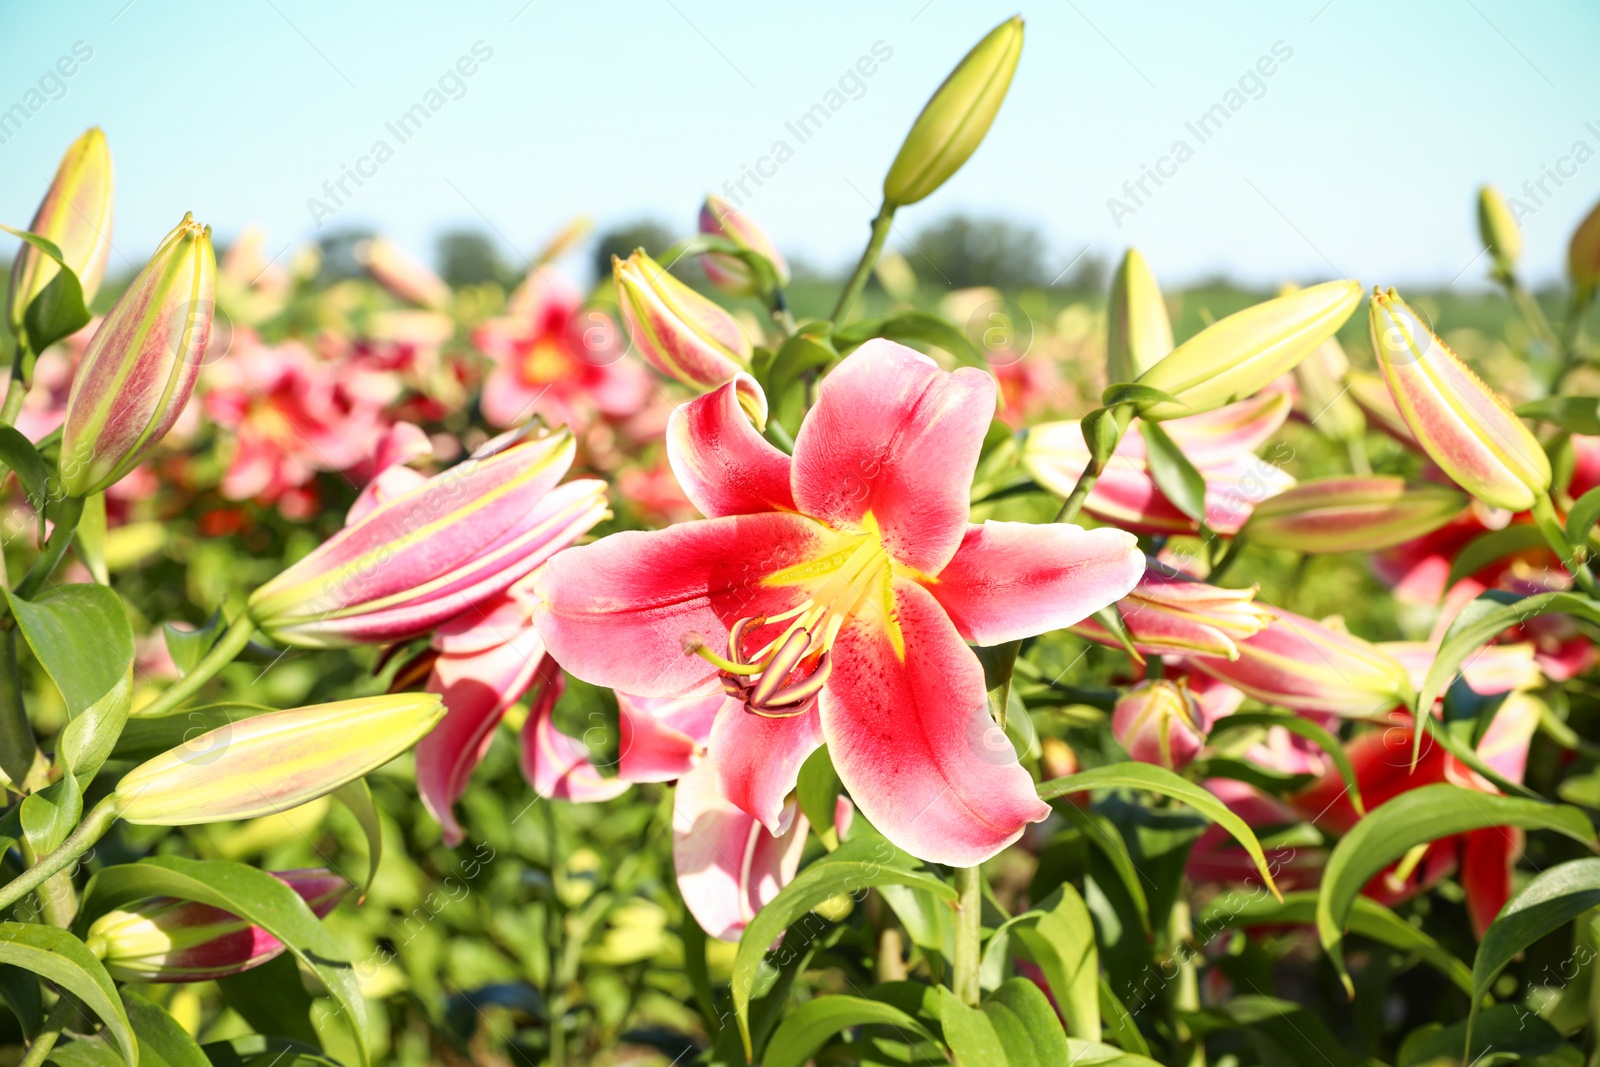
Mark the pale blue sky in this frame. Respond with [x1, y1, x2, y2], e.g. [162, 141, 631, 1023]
[1, 0, 1597, 289]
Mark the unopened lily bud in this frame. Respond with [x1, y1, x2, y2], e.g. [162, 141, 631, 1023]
[698, 195, 790, 296]
[1295, 333, 1366, 443]
[882, 16, 1023, 207]
[1368, 287, 1550, 511]
[1133, 280, 1362, 420]
[356, 238, 450, 311]
[59, 213, 215, 497]
[1243, 476, 1467, 553]
[86, 870, 347, 983]
[1346, 368, 1416, 446]
[1478, 185, 1522, 278]
[1072, 569, 1271, 660]
[249, 429, 605, 648]
[613, 249, 750, 390]
[1571, 198, 1600, 302]
[113, 694, 446, 824]
[8, 127, 114, 334]
[1188, 609, 1414, 718]
[1113, 680, 1205, 770]
[1106, 248, 1173, 383]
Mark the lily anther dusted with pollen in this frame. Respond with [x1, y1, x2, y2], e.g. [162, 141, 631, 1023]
[533, 340, 1145, 866]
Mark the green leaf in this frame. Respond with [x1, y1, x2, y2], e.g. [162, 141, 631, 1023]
[1516, 395, 1600, 435]
[1567, 486, 1600, 550]
[215, 953, 322, 1052]
[795, 745, 843, 851]
[0, 426, 51, 510]
[763, 331, 837, 418]
[1194, 890, 1471, 994]
[77, 492, 109, 585]
[1098, 979, 1151, 1057]
[1469, 857, 1600, 1048]
[658, 234, 782, 297]
[0, 922, 135, 1066]
[1101, 382, 1186, 411]
[1207, 711, 1365, 815]
[764, 994, 936, 1067]
[1446, 525, 1550, 589]
[200, 1036, 344, 1067]
[973, 639, 1021, 728]
[1140, 420, 1208, 524]
[1038, 762, 1282, 898]
[163, 610, 229, 676]
[1399, 1003, 1568, 1067]
[834, 310, 985, 369]
[332, 779, 382, 900]
[1063, 1037, 1165, 1067]
[938, 987, 1007, 1066]
[20, 770, 82, 854]
[44, 1037, 129, 1066]
[76, 857, 368, 1067]
[0, 224, 91, 355]
[0, 961, 42, 1036]
[1081, 406, 1122, 467]
[732, 838, 954, 1058]
[1316, 783, 1596, 992]
[1011, 885, 1097, 1038]
[982, 978, 1070, 1067]
[1417, 590, 1600, 774]
[122, 990, 210, 1067]
[1055, 804, 1151, 935]
[5, 583, 132, 723]
[1220, 995, 1354, 1067]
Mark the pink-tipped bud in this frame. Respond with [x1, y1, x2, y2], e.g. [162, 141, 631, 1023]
[698, 195, 790, 296]
[1071, 569, 1272, 660]
[1570, 197, 1600, 301]
[614, 249, 751, 391]
[1243, 475, 1468, 553]
[59, 213, 214, 497]
[1368, 287, 1550, 511]
[1113, 680, 1205, 770]
[85, 870, 347, 983]
[355, 238, 451, 311]
[7, 127, 114, 334]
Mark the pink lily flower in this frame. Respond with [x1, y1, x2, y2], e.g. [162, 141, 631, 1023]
[533, 340, 1145, 865]
[1023, 392, 1295, 535]
[473, 272, 650, 431]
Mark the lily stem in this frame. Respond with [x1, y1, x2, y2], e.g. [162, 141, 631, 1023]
[13, 495, 85, 601]
[1532, 492, 1599, 597]
[0, 796, 118, 914]
[831, 203, 896, 326]
[137, 612, 257, 719]
[18, 993, 76, 1067]
[1054, 409, 1132, 524]
[952, 865, 982, 1007]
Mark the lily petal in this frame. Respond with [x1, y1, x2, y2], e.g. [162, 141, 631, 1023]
[616, 688, 722, 783]
[520, 659, 629, 803]
[791, 339, 994, 573]
[673, 761, 808, 941]
[926, 521, 1143, 645]
[666, 373, 795, 518]
[533, 513, 826, 697]
[820, 578, 1050, 866]
[709, 697, 823, 835]
[418, 630, 546, 845]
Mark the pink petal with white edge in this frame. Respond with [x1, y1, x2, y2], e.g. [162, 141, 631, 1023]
[673, 760, 807, 941]
[533, 512, 828, 698]
[791, 339, 994, 573]
[616, 688, 722, 783]
[709, 695, 823, 835]
[820, 578, 1050, 866]
[666, 374, 795, 518]
[520, 660, 629, 803]
[418, 634, 546, 845]
[432, 583, 539, 656]
[926, 521, 1143, 646]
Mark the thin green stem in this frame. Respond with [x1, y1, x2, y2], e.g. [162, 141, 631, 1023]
[1208, 535, 1247, 584]
[1054, 409, 1133, 524]
[13, 495, 84, 601]
[831, 204, 896, 325]
[18, 993, 75, 1067]
[136, 612, 257, 719]
[1533, 492, 1599, 596]
[0, 630, 36, 789]
[952, 865, 982, 1007]
[0, 796, 117, 913]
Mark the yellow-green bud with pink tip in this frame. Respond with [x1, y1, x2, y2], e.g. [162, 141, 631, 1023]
[7, 126, 114, 335]
[59, 213, 215, 497]
[699, 195, 790, 296]
[1368, 287, 1550, 512]
[614, 249, 751, 391]
[112, 694, 445, 825]
[1242, 475, 1468, 553]
[1132, 280, 1362, 420]
[1478, 185, 1522, 278]
[1107, 247, 1173, 383]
